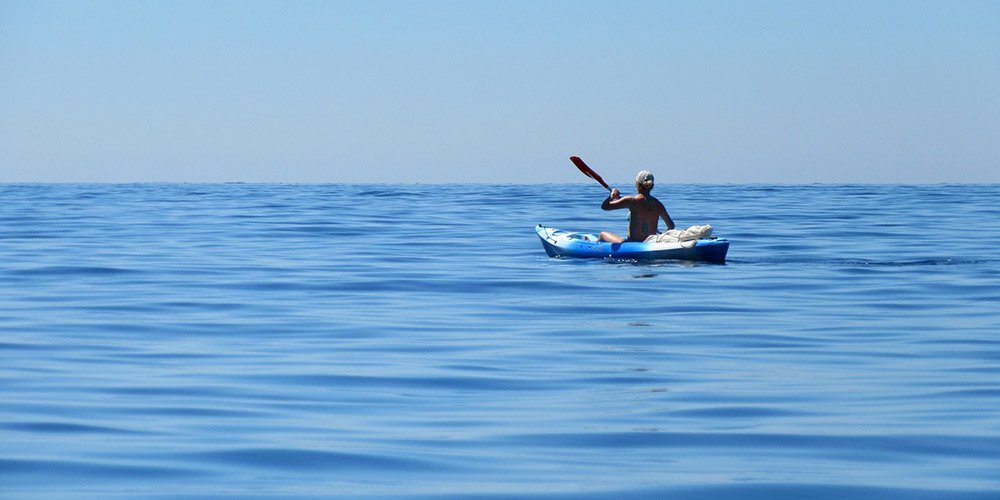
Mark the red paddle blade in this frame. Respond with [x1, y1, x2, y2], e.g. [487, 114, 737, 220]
[569, 156, 611, 191]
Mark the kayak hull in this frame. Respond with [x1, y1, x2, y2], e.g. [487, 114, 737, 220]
[536, 225, 729, 263]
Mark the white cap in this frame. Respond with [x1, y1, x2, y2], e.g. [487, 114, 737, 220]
[636, 170, 654, 185]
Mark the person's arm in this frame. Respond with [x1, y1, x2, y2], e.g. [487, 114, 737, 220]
[602, 189, 633, 210]
[659, 200, 675, 230]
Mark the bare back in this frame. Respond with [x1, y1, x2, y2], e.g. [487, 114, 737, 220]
[627, 194, 669, 242]
[601, 190, 675, 242]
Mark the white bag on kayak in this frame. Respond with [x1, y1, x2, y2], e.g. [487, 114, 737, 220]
[645, 224, 713, 243]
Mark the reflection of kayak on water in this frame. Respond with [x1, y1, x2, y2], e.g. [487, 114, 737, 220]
[535, 225, 730, 263]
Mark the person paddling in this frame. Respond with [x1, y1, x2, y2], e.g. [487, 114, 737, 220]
[598, 170, 675, 243]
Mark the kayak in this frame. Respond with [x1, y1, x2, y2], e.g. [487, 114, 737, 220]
[535, 225, 729, 263]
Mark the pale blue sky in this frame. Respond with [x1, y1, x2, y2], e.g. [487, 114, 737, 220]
[2, 0, 997, 183]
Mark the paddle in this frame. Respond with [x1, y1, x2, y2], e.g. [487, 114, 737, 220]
[569, 156, 612, 192]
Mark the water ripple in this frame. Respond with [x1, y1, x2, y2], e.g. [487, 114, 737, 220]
[1, 183, 998, 497]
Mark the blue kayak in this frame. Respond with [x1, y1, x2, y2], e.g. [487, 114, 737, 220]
[536, 225, 729, 263]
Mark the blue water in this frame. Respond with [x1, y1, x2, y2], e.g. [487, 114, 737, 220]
[2, 183, 998, 499]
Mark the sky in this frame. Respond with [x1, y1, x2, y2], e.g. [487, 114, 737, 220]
[1, 0, 997, 183]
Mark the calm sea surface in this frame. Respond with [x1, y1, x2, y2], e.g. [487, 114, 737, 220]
[2, 183, 998, 499]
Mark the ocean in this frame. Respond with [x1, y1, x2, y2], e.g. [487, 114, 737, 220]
[1, 183, 998, 499]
